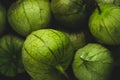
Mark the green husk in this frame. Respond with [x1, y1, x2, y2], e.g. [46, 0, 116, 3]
[0, 34, 24, 77]
[51, 0, 88, 29]
[72, 43, 113, 80]
[8, 0, 51, 36]
[22, 29, 74, 80]
[63, 31, 86, 50]
[89, 4, 120, 45]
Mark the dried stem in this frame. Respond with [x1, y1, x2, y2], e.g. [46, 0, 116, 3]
[94, 0, 102, 14]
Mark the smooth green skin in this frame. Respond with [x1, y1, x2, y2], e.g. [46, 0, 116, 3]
[0, 3, 6, 34]
[51, 0, 87, 29]
[22, 29, 74, 80]
[72, 43, 113, 80]
[8, 0, 51, 36]
[0, 35, 24, 77]
[64, 31, 86, 51]
[89, 4, 120, 45]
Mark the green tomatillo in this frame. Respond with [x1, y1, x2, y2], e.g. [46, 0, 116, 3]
[22, 29, 74, 80]
[89, 4, 120, 45]
[0, 34, 24, 77]
[72, 43, 113, 80]
[8, 0, 51, 36]
[63, 31, 86, 51]
[51, 0, 89, 30]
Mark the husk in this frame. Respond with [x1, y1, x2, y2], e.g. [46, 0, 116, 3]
[89, 4, 120, 45]
[8, 0, 51, 36]
[22, 29, 74, 80]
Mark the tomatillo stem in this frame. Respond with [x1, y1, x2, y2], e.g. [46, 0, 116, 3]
[55, 65, 69, 80]
[95, 0, 102, 14]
